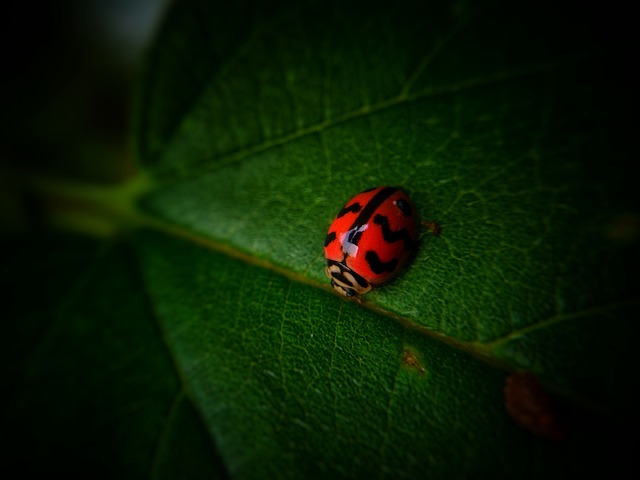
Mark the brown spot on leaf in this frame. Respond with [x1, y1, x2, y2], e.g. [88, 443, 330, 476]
[421, 220, 441, 236]
[504, 371, 565, 442]
[402, 349, 425, 374]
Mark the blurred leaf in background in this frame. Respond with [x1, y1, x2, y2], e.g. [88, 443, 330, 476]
[1, 0, 638, 479]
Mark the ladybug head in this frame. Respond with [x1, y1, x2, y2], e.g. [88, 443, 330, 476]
[325, 260, 372, 298]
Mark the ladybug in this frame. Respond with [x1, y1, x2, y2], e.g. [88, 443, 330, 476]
[324, 186, 438, 298]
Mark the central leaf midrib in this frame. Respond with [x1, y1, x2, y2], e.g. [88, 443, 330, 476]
[35, 167, 611, 372]
[482, 299, 640, 350]
[132, 212, 502, 363]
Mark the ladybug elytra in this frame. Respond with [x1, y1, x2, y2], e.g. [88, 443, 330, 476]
[324, 186, 435, 298]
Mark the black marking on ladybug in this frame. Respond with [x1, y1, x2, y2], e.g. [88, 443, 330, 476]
[337, 202, 362, 218]
[365, 250, 398, 274]
[395, 199, 412, 217]
[324, 231, 337, 247]
[335, 279, 352, 296]
[349, 187, 396, 231]
[349, 268, 369, 288]
[373, 214, 413, 248]
[331, 270, 351, 285]
[331, 277, 355, 297]
[327, 260, 369, 288]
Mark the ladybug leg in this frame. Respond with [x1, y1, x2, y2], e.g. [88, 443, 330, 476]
[343, 287, 362, 303]
[421, 220, 441, 236]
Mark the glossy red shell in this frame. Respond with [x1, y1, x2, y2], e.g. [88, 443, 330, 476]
[324, 186, 419, 287]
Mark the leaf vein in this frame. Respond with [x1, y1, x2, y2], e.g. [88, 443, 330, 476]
[149, 389, 186, 478]
[161, 60, 563, 179]
[483, 299, 640, 349]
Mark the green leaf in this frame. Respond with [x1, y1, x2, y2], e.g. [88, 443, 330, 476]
[5, 0, 639, 478]
[137, 0, 638, 417]
[1, 235, 226, 479]
[132, 231, 634, 478]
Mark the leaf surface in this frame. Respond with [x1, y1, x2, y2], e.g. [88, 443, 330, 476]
[137, 0, 639, 417]
[1, 235, 226, 479]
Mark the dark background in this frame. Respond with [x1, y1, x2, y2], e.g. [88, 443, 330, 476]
[1, 1, 168, 212]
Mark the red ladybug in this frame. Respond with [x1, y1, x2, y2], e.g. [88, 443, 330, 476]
[324, 186, 438, 298]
